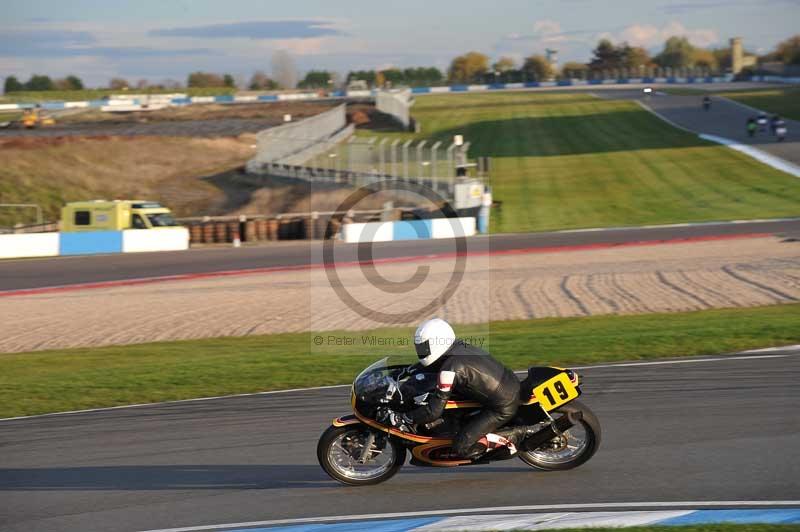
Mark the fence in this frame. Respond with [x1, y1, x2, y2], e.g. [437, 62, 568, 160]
[245, 104, 351, 172]
[376, 89, 413, 129]
[249, 135, 471, 201]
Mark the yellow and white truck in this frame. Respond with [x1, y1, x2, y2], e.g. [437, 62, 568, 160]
[61, 200, 180, 232]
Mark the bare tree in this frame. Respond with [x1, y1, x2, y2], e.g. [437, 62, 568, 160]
[109, 78, 129, 90]
[272, 49, 297, 89]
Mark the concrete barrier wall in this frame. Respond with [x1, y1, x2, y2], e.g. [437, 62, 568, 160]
[0, 233, 60, 259]
[59, 231, 124, 256]
[122, 228, 190, 253]
[341, 217, 476, 243]
[0, 230, 190, 259]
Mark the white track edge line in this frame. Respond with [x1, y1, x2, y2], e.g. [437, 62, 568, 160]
[137, 501, 800, 532]
[2, 347, 796, 423]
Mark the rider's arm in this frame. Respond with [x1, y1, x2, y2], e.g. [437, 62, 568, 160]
[406, 370, 455, 424]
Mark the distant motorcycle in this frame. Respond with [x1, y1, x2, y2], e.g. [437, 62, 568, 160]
[757, 114, 769, 133]
[317, 357, 601, 485]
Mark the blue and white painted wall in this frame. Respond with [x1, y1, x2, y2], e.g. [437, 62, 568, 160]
[341, 217, 476, 244]
[0, 92, 323, 112]
[0, 228, 189, 259]
[6, 74, 797, 113]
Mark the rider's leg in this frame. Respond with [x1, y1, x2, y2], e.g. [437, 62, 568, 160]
[453, 400, 519, 458]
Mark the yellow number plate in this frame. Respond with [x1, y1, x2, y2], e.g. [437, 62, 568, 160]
[533, 373, 578, 411]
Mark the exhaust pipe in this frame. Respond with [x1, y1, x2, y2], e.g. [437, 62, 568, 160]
[521, 411, 582, 452]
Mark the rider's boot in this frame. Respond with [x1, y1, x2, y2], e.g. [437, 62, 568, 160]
[496, 425, 537, 447]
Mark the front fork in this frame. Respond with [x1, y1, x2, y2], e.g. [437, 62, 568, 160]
[357, 431, 376, 463]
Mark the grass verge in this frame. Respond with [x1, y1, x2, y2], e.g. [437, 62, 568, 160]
[360, 92, 800, 233]
[1, 304, 798, 418]
[0, 136, 254, 225]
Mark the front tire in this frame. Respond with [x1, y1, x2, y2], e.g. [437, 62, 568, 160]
[317, 424, 406, 486]
[518, 400, 601, 471]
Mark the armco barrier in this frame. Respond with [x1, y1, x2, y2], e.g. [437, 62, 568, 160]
[59, 231, 123, 256]
[341, 217, 476, 244]
[376, 89, 412, 129]
[246, 104, 349, 172]
[122, 227, 190, 253]
[0, 233, 60, 259]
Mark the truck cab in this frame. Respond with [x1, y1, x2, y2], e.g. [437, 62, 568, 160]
[61, 200, 179, 232]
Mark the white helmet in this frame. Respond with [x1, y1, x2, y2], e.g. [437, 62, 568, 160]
[414, 318, 456, 366]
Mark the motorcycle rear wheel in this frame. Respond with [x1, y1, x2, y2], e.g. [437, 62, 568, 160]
[518, 400, 601, 471]
[317, 424, 406, 486]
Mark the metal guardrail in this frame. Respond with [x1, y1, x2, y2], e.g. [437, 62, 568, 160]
[0, 203, 43, 225]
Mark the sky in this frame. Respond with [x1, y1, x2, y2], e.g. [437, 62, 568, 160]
[1, 0, 798, 87]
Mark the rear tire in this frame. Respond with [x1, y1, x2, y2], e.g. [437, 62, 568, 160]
[518, 400, 601, 471]
[317, 424, 406, 486]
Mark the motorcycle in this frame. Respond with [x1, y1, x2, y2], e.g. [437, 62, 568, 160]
[317, 357, 601, 485]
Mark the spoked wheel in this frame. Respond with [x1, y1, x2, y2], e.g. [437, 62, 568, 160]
[518, 400, 601, 471]
[317, 425, 405, 485]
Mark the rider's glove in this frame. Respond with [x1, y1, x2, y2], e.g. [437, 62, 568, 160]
[377, 407, 414, 433]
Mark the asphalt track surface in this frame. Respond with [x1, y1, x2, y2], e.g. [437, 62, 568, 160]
[3, 218, 800, 292]
[596, 88, 800, 166]
[1, 347, 799, 532]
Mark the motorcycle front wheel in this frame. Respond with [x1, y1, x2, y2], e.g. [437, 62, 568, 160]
[518, 400, 601, 471]
[317, 424, 406, 486]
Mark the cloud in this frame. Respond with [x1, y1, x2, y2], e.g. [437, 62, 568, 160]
[494, 20, 599, 62]
[0, 28, 215, 59]
[501, 21, 600, 46]
[604, 21, 720, 49]
[149, 20, 344, 40]
[0, 29, 96, 51]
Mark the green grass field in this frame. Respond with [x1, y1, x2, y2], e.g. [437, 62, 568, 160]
[362, 92, 800, 233]
[1, 304, 798, 418]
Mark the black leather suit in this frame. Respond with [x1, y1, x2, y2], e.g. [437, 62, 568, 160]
[406, 340, 520, 457]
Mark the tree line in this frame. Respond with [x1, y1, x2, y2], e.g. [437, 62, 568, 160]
[4, 74, 84, 93]
[4, 34, 798, 94]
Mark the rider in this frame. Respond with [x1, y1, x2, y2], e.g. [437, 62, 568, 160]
[702, 95, 711, 111]
[757, 112, 769, 132]
[387, 318, 524, 459]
